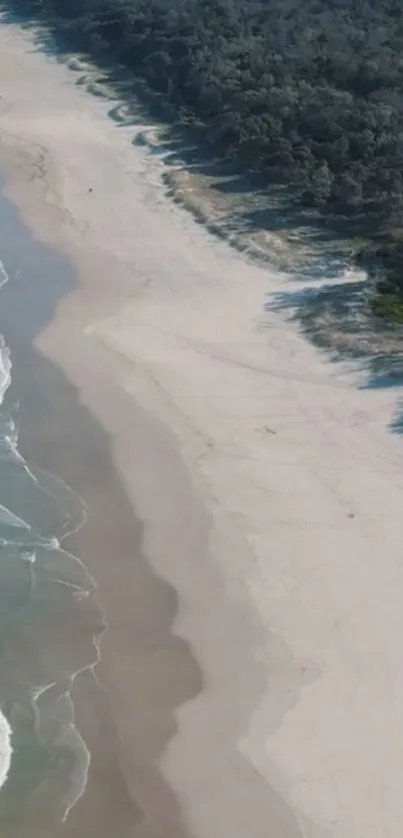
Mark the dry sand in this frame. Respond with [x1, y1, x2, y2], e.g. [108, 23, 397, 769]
[1, 14, 403, 838]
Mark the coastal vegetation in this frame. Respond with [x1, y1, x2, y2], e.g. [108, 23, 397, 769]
[9, 0, 403, 312]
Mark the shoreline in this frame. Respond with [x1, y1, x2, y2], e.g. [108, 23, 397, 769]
[0, 21, 298, 838]
[3, 14, 403, 838]
[0, 164, 283, 835]
[0, 165, 201, 837]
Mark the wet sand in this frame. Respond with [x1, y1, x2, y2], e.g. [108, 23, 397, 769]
[4, 11, 403, 838]
[0, 175, 201, 838]
[0, 17, 300, 838]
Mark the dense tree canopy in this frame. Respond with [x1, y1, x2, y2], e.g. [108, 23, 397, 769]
[12, 0, 403, 304]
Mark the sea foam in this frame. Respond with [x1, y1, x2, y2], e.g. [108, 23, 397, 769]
[0, 713, 12, 791]
[0, 258, 14, 790]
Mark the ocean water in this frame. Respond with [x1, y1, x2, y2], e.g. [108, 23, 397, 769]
[0, 181, 103, 834]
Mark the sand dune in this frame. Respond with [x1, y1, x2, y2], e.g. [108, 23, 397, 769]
[1, 15, 403, 838]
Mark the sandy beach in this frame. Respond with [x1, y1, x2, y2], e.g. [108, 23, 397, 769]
[1, 12, 403, 838]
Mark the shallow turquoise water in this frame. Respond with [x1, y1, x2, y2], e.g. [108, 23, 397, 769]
[0, 181, 103, 834]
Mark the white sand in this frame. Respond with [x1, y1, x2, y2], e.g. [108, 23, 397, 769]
[1, 16, 403, 838]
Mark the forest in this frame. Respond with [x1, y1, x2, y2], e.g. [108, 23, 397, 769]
[9, 0, 403, 309]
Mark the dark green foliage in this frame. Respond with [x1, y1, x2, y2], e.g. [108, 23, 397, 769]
[372, 295, 403, 322]
[11, 0, 403, 313]
[15, 0, 403, 216]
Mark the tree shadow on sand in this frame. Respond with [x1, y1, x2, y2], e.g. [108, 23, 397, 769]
[268, 275, 403, 434]
[0, 0, 357, 271]
[2, 0, 403, 439]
